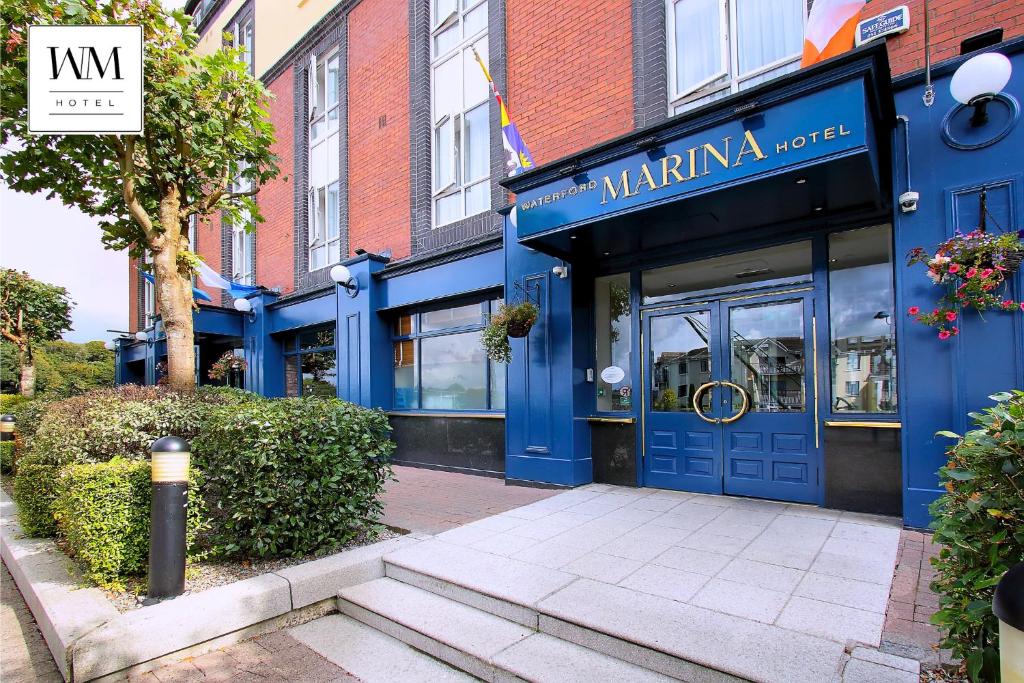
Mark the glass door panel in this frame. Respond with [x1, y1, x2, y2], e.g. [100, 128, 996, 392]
[650, 311, 713, 413]
[728, 299, 805, 413]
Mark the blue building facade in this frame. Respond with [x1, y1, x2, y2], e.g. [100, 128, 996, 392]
[117, 40, 1024, 528]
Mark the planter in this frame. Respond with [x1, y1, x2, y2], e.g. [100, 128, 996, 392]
[505, 319, 534, 338]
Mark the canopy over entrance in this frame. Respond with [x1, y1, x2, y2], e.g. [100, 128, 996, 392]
[502, 43, 896, 261]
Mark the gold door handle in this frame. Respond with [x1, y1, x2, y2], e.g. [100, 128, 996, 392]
[692, 381, 720, 424]
[720, 381, 750, 424]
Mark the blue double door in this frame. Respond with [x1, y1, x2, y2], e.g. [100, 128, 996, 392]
[642, 291, 819, 504]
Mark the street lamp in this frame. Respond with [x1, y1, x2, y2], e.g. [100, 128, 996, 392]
[950, 52, 1013, 127]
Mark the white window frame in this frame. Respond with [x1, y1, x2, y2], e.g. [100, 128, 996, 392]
[231, 166, 255, 286]
[307, 49, 342, 272]
[142, 250, 155, 326]
[666, 0, 807, 115]
[430, 0, 490, 228]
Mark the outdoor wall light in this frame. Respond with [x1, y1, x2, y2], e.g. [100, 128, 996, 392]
[135, 330, 149, 343]
[233, 297, 257, 322]
[330, 264, 359, 298]
[950, 52, 1013, 126]
[104, 340, 116, 351]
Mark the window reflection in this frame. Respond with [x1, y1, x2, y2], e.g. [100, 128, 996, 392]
[729, 300, 805, 412]
[421, 332, 487, 409]
[828, 226, 897, 414]
[284, 325, 337, 398]
[595, 274, 633, 412]
[650, 311, 711, 412]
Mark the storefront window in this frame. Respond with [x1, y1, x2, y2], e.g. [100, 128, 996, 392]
[595, 274, 634, 412]
[392, 298, 505, 411]
[284, 325, 337, 398]
[828, 225, 897, 414]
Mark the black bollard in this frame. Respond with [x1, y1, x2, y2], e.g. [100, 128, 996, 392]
[146, 435, 190, 603]
[993, 562, 1024, 682]
[0, 414, 15, 442]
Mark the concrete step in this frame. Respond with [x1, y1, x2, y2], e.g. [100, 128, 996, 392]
[289, 613, 477, 683]
[337, 577, 674, 683]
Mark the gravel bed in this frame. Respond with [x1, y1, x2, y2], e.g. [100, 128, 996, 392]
[107, 527, 401, 612]
[921, 665, 967, 682]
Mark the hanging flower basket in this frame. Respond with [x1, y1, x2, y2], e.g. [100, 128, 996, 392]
[906, 228, 1024, 339]
[482, 301, 539, 363]
[208, 350, 247, 381]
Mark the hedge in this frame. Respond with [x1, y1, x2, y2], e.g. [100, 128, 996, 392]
[0, 394, 29, 413]
[930, 390, 1024, 683]
[194, 397, 394, 558]
[52, 459, 208, 589]
[12, 462, 62, 536]
[0, 442, 13, 474]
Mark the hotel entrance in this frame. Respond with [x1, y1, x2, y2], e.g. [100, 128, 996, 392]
[643, 291, 818, 503]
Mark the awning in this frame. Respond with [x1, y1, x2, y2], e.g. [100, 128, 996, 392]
[502, 43, 896, 260]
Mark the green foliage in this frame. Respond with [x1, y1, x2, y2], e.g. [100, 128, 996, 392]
[52, 459, 207, 589]
[0, 270, 74, 351]
[12, 462, 62, 536]
[0, 394, 29, 413]
[9, 398, 52, 453]
[929, 391, 1024, 682]
[655, 389, 679, 412]
[482, 302, 540, 364]
[1, 340, 114, 397]
[0, 442, 14, 474]
[194, 397, 394, 558]
[28, 385, 263, 466]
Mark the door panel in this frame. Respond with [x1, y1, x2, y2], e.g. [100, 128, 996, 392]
[721, 296, 818, 503]
[643, 307, 722, 493]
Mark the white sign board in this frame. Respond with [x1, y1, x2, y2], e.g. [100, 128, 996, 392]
[600, 366, 626, 384]
[855, 6, 910, 47]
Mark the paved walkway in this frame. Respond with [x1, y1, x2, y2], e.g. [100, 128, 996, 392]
[2, 560, 61, 683]
[380, 465, 558, 534]
[882, 529, 951, 668]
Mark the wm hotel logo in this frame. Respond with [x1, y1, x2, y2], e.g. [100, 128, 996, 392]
[27, 25, 143, 135]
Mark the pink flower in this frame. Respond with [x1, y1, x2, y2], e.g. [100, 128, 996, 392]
[1003, 300, 1017, 310]
[932, 309, 940, 316]
[938, 330, 951, 340]
[907, 306, 920, 316]
[945, 311, 957, 322]
[951, 327, 959, 336]
[947, 263, 961, 274]
[981, 268, 994, 278]
[965, 267, 978, 278]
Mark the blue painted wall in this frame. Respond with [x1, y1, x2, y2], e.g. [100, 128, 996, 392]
[892, 48, 1024, 527]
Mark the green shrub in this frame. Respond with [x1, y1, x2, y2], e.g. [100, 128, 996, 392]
[930, 390, 1024, 683]
[12, 462, 62, 536]
[194, 397, 394, 558]
[28, 386, 263, 466]
[0, 394, 29, 413]
[52, 459, 208, 589]
[0, 442, 13, 474]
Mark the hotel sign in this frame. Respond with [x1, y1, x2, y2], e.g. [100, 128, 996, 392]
[513, 79, 870, 240]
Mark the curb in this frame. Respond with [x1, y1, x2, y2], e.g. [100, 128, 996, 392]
[0, 490, 421, 681]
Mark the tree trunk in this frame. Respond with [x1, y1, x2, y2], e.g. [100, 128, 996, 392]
[19, 361, 35, 398]
[154, 191, 196, 392]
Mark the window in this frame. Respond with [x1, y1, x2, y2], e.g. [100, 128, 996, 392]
[283, 326, 337, 397]
[668, 0, 805, 114]
[308, 50, 342, 271]
[431, 0, 490, 227]
[142, 250, 155, 325]
[229, 10, 253, 74]
[392, 298, 504, 410]
[595, 273, 634, 412]
[828, 225, 897, 414]
[231, 165, 255, 286]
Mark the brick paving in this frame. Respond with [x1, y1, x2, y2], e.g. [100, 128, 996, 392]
[2, 560, 62, 683]
[880, 529, 953, 668]
[380, 464, 559, 534]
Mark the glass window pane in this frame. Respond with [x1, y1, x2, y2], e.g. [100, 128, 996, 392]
[300, 327, 335, 350]
[673, 0, 722, 95]
[828, 225, 897, 413]
[433, 55, 460, 121]
[394, 340, 418, 409]
[735, 0, 802, 77]
[642, 241, 812, 304]
[434, 119, 454, 191]
[421, 331, 486, 409]
[421, 302, 483, 332]
[464, 103, 489, 182]
[394, 314, 414, 337]
[315, 62, 326, 115]
[464, 3, 487, 37]
[463, 41, 488, 107]
[435, 193, 461, 226]
[434, 23, 460, 56]
[328, 240, 340, 265]
[489, 359, 505, 410]
[327, 183, 339, 238]
[730, 300, 805, 412]
[595, 273, 633, 412]
[434, 0, 457, 27]
[285, 355, 301, 397]
[650, 311, 711, 412]
[465, 180, 489, 216]
[326, 55, 340, 108]
[302, 351, 337, 397]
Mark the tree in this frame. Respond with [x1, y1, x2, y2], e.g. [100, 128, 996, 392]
[0, 270, 74, 397]
[0, 0, 280, 391]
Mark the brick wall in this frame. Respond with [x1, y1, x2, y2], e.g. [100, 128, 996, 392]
[864, 0, 1024, 75]
[257, 65, 296, 293]
[506, 0, 634, 166]
[194, 210, 223, 305]
[348, 0, 411, 259]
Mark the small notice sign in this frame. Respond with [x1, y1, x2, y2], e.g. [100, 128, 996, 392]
[856, 6, 910, 46]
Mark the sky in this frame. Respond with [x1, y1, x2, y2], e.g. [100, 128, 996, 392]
[0, 0, 188, 345]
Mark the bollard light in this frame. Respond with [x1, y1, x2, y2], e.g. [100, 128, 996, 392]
[994, 562, 1024, 683]
[0, 414, 15, 442]
[145, 435, 190, 604]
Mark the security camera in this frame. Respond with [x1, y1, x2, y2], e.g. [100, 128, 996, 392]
[899, 191, 919, 213]
[552, 265, 569, 279]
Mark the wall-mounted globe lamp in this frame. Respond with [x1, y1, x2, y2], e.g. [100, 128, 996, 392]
[330, 264, 359, 298]
[135, 330, 149, 343]
[950, 52, 1013, 127]
[104, 340, 116, 351]
[233, 296, 257, 322]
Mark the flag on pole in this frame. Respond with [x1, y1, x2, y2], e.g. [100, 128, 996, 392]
[194, 260, 260, 299]
[470, 46, 535, 177]
[138, 269, 214, 303]
[801, 0, 866, 67]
